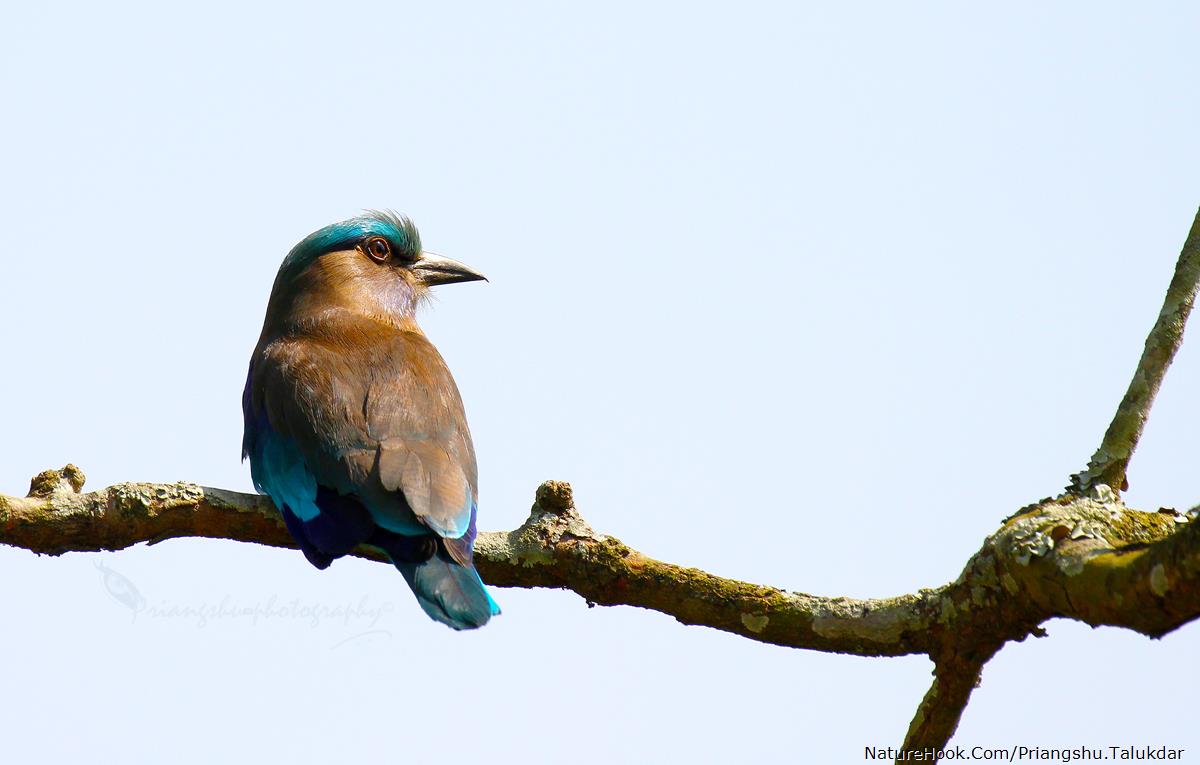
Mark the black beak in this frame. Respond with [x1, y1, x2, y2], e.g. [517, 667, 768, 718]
[412, 252, 488, 286]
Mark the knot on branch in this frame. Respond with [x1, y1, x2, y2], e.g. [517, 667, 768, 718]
[27, 464, 86, 498]
[521, 480, 596, 544]
[473, 481, 600, 573]
[534, 480, 574, 515]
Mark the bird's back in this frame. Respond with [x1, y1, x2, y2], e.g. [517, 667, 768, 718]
[244, 310, 478, 538]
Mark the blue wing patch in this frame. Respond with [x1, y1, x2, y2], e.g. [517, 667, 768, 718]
[252, 428, 320, 521]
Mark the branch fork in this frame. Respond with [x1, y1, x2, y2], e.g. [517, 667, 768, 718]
[6, 207, 1200, 764]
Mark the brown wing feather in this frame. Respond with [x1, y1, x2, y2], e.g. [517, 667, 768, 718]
[251, 312, 477, 538]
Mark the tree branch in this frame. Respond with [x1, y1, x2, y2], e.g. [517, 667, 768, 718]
[1070, 206, 1200, 494]
[3, 469, 1196, 762]
[7, 210, 1200, 761]
[1, 468, 941, 655]
[900, 654, 988, 758]
[2, 469, 1197, 658]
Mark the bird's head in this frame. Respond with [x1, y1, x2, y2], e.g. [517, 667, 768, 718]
[265, 211, 486, 329]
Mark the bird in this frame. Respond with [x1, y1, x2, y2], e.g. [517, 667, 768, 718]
[241, 210, 499, 630]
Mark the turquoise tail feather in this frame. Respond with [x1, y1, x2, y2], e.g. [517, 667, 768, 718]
[392, 554, 500, 631]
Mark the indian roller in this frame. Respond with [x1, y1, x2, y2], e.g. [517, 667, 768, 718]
[241, 211, 499, 630]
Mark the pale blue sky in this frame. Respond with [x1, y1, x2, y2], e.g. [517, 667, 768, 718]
[2, 2, 1199, 762]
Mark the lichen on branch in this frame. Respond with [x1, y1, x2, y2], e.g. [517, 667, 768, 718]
[3, 466, 1197, 653]
[7, 207, 1200, 765]
[5, 464, 1197, 765]
[1070, 207, 1200, 495]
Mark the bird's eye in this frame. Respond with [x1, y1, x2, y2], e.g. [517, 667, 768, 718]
[364, 236, 392, 263]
